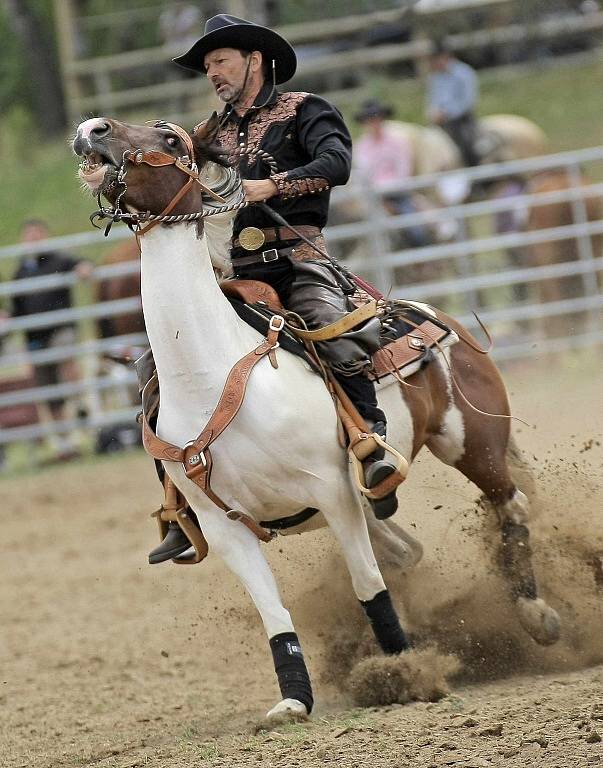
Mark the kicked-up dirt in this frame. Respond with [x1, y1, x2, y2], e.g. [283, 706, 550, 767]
[1, 356, 602, 767]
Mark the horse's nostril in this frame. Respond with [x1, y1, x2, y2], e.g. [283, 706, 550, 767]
[91, 120, 111, 138]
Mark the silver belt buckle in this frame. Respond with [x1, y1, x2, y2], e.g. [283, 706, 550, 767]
[262, 248, 279, 263]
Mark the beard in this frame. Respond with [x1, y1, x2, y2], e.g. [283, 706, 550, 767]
[215, 83, 240, 103]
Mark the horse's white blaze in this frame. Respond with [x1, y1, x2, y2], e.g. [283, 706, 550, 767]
[428, 350, 466, 467]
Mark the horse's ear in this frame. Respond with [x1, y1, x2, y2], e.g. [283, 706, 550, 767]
[194, 111, 221, 144]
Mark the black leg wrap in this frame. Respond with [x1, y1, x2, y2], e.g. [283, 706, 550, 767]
[269, 632, 313, 714]
[501, 521, 538, 600]
[360, 589, 409, 654]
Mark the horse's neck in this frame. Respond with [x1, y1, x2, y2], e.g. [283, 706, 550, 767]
[199, 161, 238, 273]
[139, 223, 255, 402]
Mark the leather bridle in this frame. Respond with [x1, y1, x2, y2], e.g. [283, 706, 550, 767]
[113, 121, 228, 236]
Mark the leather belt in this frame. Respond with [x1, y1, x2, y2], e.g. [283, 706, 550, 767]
[232, 225, 321, 250]
[231, 246, 295, 267]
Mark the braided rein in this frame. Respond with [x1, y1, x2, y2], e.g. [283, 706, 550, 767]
[90, 146, 278, 233]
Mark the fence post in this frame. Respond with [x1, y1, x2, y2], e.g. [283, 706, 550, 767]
[364, 185, 395, 294]
[566, 162, 599, 332]
[454, 211, 482, 315]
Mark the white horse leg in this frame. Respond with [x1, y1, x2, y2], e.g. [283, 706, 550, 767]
[321, 482, 410, 654]
[166, 470, 312, 721]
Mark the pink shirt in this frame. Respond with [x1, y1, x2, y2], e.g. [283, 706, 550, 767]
[354, 124, 414, 189]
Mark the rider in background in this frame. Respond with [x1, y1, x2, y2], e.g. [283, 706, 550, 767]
[354, 98, 431, 248]
[426, 39, 480, 167]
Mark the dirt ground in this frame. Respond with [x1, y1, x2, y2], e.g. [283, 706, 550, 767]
[1, 354, 602, 768]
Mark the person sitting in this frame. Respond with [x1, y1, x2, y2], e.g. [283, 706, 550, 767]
[426, 39, 480, 167]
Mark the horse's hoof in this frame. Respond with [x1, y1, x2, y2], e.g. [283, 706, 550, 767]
[516, 597, 561, 646]
[265, 698, 308, 725]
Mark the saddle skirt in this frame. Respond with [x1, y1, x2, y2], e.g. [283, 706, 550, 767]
[221, 279, 458, 381]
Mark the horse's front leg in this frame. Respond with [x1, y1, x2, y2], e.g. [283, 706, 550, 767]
[166, 467, 313, 722]
[322, 478, 410, 655]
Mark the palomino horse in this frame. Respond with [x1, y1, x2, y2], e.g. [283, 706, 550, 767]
[73, 116, 560, 722]
[330, 115, 547, 270]
[398, 114, 548, 175]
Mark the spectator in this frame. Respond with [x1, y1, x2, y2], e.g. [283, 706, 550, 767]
[426, 39, 480, 167]
[354, 99, 431, 247]
[11, 219, 93, 460]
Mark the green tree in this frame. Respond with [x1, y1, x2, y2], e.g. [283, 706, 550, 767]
[0, 0, 65, 134]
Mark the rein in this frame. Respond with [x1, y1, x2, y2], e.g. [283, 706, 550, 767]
[91, 121, 248, 236]
[88, 122, 336, 268]
[89, 133, 281, 236]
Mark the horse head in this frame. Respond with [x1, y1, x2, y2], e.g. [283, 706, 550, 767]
[73, 114, 225, 217]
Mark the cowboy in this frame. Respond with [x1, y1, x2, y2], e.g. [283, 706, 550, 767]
[426, 39, 480, 167]
[149, 14, 399, 564]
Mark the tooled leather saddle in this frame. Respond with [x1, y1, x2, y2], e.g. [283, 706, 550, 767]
[220, 279, 458, 381]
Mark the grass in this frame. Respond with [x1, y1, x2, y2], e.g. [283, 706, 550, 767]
[340, 50, 603, 151]
[1, 52, 602, 254]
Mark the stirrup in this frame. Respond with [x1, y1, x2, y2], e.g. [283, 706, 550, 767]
[151, 506, 209, 565]
[349, 433, 408, 500]
[152, 477, 209, 565]
[364, 460, 400, 519]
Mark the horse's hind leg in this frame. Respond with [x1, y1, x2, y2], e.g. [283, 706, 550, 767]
[365, 512, 424, 571]
[426, 347, 560, 646]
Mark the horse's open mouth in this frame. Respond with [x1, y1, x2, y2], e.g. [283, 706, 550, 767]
[78, 151, 118, 193]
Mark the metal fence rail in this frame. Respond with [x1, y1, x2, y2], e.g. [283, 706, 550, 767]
[1, 145, 601, 451]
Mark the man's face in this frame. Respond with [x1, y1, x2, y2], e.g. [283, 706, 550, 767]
[20, 223, 48, 244]
[204, 47, 251, 103]
[363, 116, 384, 137]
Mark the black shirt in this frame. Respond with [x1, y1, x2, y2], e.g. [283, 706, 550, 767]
[12, 251, 79, 343]
[210, 82, 352, 239]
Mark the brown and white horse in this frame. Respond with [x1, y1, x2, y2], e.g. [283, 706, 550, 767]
[73, 116, 560, 722]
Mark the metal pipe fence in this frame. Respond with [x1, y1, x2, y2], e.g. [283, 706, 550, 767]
[0, 145, 601, 451]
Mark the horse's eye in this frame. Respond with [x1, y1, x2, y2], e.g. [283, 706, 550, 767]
[166, 135, 179, 148]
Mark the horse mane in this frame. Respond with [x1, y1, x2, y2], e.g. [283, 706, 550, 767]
[192, 112, 228, 169]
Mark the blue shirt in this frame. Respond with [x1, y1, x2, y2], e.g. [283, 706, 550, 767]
[427, 60, 478, 120]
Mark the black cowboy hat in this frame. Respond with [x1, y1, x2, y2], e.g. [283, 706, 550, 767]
[354, 99, 394, 122]
[172, 14, 297, 84]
